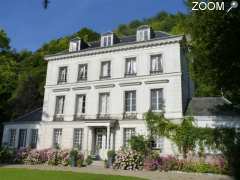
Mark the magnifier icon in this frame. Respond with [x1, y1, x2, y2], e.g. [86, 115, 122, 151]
[227, 1, 238, 13]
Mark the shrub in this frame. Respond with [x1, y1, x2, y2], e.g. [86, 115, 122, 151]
[128, 135, 150, 155]
[85, 155, 93, 165]
[0, 147, 15, 163]
[113, 149, 144, 170]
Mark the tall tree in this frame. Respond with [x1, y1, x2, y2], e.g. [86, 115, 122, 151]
[186, 0, 240, 104]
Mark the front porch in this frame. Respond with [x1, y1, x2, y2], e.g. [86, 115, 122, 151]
[83, 120, 116, 160]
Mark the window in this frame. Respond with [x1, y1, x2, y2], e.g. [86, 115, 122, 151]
[55, 96, 65, 115]
[18, 129, 27, 149]
[75, 94, 86, 114]
[96, 134, 103, 149]
[53, 129, 62, 148]
[8, 129, 16, 147]
[58, 67, 67, 84]
[125, 58, 136, 76]
[150, 54, 163, 73]
[78, 64, 87, 81]
[69, 41, 80, 52]
[73, 128, 83, 149]
[138, 29, 149, 41]
[30, 129, 38, 149]
[152, 136, 164, 151]
[125, 91, 136, 112]
[99, 93, 110, 115]
[151, 89, 164, 111]
[123, 128, 135, 147]
[100, 61, 111, 79]
[102, 35, 112, 47]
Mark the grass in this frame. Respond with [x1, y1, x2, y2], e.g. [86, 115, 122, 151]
[0, 168, 145, 180]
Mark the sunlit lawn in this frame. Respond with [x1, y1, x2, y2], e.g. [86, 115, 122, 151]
[0, 168, 145, 180]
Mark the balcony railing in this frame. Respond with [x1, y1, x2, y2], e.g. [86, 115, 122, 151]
[73, 114, 86, 121]
[124, 73, 137, 77]
[96, 114, 111, 119]
[122, 112, 137, 120]
[150, 70, 163, 75]
[99, 75, 111, 80]
[53, 114, 64, 121]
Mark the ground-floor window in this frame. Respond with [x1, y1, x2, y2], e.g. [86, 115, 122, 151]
[18, 129, 27, 149]
[73, 128, 83, 150]
[8, 129, 16, 147]
[30, 129, 38, 149]
[152, 136, 164, 152]
[123, 128, 135, 147]
[53, 128, 62, 148]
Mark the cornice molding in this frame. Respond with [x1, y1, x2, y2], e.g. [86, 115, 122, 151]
[95, 84, 115, 89]
[52, 88, 71, 92]
[144, 79, 169, 84]
[45, 36, 183, 61]
[119, 82, 142, 87]
[72, 86, 92, 91]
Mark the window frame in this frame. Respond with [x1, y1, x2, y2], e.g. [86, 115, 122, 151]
[73, 128, 83, 150]
[125, 57, 137, 77]
[150, 88, 164, 112]
[75, 94, 86, 115]
[98, 92, 110, 115]
[124, 90, 136, 113]
[8, 129, 16, 148]
[18, 129, 27, 149]
[53, 128, 62, 148]
[55, 96, 65, 115]
[29, 129, 38, 149]
[57, 66, 68, 84]
[150, 54, 163, 74]
[77, 64, 88, 81]
[123, 128, 135, 147]
[100, 61, 111, 79]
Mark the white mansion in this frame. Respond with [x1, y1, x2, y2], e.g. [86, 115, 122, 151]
[2, 25, 193, 159]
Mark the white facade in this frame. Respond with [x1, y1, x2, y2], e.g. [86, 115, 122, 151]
[2, 28, 192, 159]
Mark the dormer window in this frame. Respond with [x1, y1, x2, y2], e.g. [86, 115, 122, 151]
[136, 25, 152, 42]
[101, 33, 114, 47]
[69, 37, 89, 52]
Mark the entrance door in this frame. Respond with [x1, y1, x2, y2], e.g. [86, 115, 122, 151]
[95, 128, 106, 159]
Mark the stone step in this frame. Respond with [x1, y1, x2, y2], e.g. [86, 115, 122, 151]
[89, 160, 104, 168]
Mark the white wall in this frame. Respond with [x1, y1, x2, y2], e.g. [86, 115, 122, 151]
[42, 40, 186, 122]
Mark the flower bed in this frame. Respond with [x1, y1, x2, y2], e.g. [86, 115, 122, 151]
[0, 147, 84, 167]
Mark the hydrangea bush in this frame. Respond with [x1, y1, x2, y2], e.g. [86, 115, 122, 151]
[113, 149, 144, 170]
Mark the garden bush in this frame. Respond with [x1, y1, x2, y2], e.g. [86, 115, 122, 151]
[113, 149, 144, 170]
[0, 147, 15, 163]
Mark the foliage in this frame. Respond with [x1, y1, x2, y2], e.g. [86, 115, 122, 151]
[128, 135, 151, 155]
[85, 155, 93, 165]
[0, 29, 10, 51]
[185, 0, 240, 104]
[113, 149, 144, 170]
[0, 147, 15, 163]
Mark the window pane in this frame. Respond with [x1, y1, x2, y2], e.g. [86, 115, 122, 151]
[151, 55, 162, 73]
[76, 95, 86, 114]
[9, 129, 16, 147]
[18, 129, 27, 148]
[78, 64, 87, 80]
[58, 67, 67, 83]
[53, 129, 62, 148]
[151, 89, 163, 111]
[99, 93, 109, 114]
[101, 61, 110, 77]
[73, 128, 83, 149]
[30, 129, 38, 149]
[125, 58, 136, 75]
[55, 96, 65, 114]
[123, 128, 135, 147]
[125, 91, 136, 112]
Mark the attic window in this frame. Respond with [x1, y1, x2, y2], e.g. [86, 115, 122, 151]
[137, 26, 151, 41]
[101, 33, 113, 47]
[69, 39, 81, 52]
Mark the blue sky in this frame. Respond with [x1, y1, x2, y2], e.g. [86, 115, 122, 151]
[0, 0, 186, 51]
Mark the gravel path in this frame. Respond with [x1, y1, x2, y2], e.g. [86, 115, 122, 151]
[0, 164, 233, 180]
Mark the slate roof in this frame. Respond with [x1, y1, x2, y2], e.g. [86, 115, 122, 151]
[185, 97, 240, 116]
[45, 31, 174, 58]
[10, 108, 42, 123]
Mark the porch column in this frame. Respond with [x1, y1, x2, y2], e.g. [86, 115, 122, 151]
[106, 125, 110, 150]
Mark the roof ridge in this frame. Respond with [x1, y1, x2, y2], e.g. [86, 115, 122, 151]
[14, 107, 42, 121]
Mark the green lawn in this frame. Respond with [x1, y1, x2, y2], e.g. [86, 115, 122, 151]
[0, 168, 145, 180]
